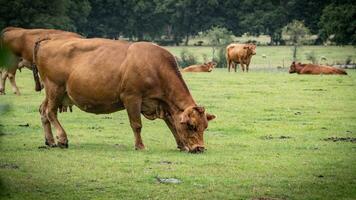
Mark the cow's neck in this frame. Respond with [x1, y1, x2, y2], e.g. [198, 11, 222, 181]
[295, 64, 305, 73]
[162, 70, 196, 114]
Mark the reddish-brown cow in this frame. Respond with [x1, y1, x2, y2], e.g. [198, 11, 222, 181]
[33, 38, 215, 153]
[0, 27, 82, 94]
[182, 61, 216, 72]
[226, 43, 256, 72]
[0, 58, 31, 95]
[289, 62, 347, 75]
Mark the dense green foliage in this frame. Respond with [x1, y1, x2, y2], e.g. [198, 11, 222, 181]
[0, 0, 354, 45]
[319, 3, 356, 45]
[0, 68, 355, 199]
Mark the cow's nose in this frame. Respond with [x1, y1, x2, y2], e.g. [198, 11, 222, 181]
[190, 146, 205, 153]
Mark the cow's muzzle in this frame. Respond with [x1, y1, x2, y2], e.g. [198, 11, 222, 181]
[189, 146, 205, 154]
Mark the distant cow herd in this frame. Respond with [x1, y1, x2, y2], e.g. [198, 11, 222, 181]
[0, 27, 348, 153]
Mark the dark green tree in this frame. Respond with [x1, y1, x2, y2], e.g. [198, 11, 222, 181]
[67, 0, 91, 34]
[161, 0, 220, 45]
[84, 0, 128, 38]
[319, 3, 356, 45]
[0, 0, 90, 32]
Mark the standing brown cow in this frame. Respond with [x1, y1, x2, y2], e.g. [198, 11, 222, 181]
[0, 27, 82, 94]
[289, 62, 347, 75]
[226, 43, 256, 72]
[182, 61, 216, 72]
[33, 38, 216, 153]
[0, 58, 31, 95]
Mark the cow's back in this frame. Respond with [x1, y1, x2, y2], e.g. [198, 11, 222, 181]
[226, 44, 247, 63]
[182, 65, 202, 72]
[2, 27, 82, 62]
[300, 64, 347, 75]
[37, 38, 129, 81]
[36, 40, 189, 114]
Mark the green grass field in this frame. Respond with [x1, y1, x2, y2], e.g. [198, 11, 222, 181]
[1, 63, 356, 199]
[166, 46, 356, 68]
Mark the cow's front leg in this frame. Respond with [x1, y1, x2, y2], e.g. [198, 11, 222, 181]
[241, 63, 245, 72]
[124, 97, 145, 150]
[8, 73, 20, 95]
[164, 118, 185, 151]
[246, 63, 250, 72]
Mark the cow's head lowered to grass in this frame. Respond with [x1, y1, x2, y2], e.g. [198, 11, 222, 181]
[172, 106, 215, 153]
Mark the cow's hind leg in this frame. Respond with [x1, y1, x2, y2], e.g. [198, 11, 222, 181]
[123, 97, 145, 150]
[39, 98, 56, 147]
[0, 71, 7, 95]
[241, 63, 245, 72]
[227, 59, 231, 72]
[45, 83, 69, 148]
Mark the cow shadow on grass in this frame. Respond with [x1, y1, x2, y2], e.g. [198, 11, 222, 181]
[37, 142, 133, 153]
[52, 142, 182, 154]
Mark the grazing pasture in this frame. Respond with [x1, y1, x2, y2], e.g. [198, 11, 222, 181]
[0, 67, 355, 199]
[166, 45, 356, 68]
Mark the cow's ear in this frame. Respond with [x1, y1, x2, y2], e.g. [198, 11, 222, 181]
[243, 46, 248, 49]
[206, 113, 216, 121]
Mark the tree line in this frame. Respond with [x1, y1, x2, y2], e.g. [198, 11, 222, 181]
[0, 0, 355, 45]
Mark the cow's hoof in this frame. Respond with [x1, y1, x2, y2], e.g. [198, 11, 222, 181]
[177, 146, 186, 151]
[135, 144, 145, 150]
[57, 141, 69, 148]
[45, 139, 57, 147]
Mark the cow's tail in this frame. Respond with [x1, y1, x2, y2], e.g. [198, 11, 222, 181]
[32, 37, 50, 92]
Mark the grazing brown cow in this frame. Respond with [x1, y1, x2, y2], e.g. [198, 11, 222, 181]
[0, 58, 31, 95]
[0, 27, 83, 94]
[182, 61, 217, 72]
[34, 38, 216, 153]
[289, 62, 347, 75]
[226, 43, 256, 72]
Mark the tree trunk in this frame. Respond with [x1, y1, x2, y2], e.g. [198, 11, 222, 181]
[184, 34, 189, 46]
[211, 47, 215, 61]
[293, 45, 297, 61]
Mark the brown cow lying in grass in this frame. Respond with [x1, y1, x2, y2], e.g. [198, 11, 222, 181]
[0, 27, 83, 93]
[182, 61, 216, 72]
[226, 43, 256, 72]
[33, 37, 215, 153]
[0, 58, 31, 95]
[289, 62, 347, 75]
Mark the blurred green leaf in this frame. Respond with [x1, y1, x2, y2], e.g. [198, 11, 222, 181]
[0, 44, 16, 69]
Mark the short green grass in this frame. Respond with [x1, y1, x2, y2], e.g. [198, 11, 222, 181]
[165, 46, 356, 68]
[1, 66, 356, 199]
